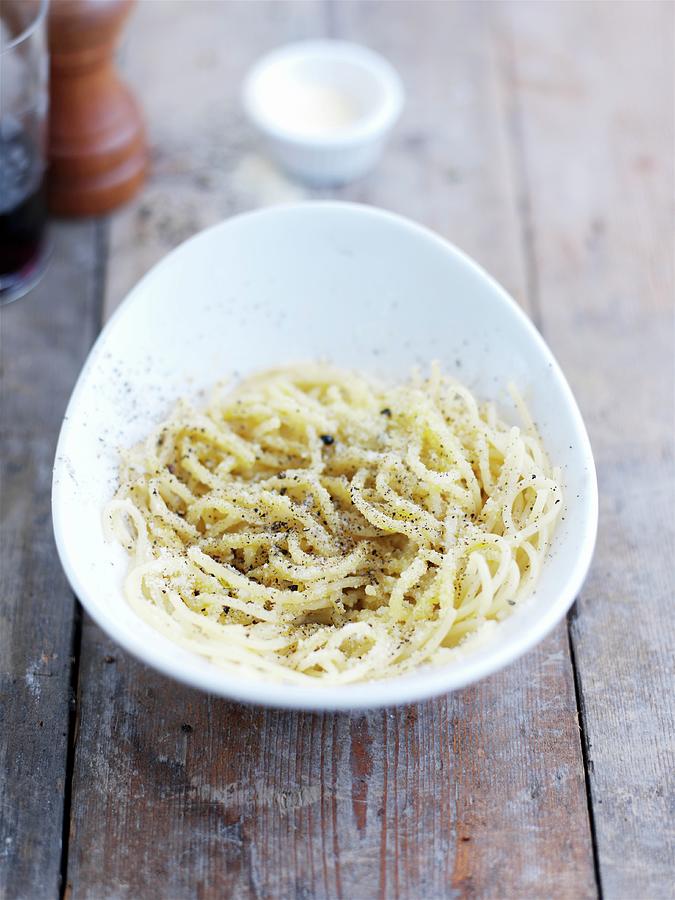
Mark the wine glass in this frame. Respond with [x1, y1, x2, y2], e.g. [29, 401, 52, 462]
[0, 0, 49, 306]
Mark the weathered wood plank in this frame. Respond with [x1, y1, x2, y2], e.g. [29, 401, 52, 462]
[67, 2, 595, 898]
[68, 623, 590, 900]
[0, 222, 102, 899]
[502, 1, 675, 896]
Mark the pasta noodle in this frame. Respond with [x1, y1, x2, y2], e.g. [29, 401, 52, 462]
[105, 363, 562, 685]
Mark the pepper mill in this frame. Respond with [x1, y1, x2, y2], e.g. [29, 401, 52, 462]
[47, 0, 147, 216]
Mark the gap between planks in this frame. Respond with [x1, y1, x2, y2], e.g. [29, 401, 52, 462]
[59, 218, 109, 900]
[502, 1, 675, 895]
[496, 17, 602, 896]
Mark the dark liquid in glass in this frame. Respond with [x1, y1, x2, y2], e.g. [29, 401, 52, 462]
[0, 118, 47, 284]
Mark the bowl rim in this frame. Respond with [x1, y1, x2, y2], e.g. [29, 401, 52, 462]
[52, 201, 598, 710]
[241, 39, 405, 148]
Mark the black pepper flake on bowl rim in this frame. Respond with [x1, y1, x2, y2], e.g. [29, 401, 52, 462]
[320, 434, 334, 446]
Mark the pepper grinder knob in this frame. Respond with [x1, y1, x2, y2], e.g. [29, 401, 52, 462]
[47, 0, 147, 216]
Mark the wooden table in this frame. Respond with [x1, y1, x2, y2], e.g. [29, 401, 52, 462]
[2, 2, 673, 898]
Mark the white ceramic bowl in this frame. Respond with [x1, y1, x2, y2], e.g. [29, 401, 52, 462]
[242, 41, 404, 185]
[52, 203, 597, 710]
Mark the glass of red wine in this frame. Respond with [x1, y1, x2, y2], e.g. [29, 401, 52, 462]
[0, 0, 49, 306]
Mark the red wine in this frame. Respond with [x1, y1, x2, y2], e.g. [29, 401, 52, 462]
[0, 117, 47, 283]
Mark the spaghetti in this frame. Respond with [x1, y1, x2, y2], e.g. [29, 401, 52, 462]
[105, 363, 561, 684]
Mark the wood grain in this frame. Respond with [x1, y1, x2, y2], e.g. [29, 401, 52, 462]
[0, 223, 103, 899]
[502, 1, 675, 896]
[65, 3, 595, 898]
[68, 622, 592, 900]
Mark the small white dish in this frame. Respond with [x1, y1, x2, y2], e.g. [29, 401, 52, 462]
[242, 41, 404, 186]
[52, 202, 597, 710]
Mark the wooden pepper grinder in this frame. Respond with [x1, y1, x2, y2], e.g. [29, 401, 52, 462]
[47, 0, 148, 216]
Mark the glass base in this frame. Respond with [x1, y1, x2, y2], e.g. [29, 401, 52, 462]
[0, 239, 51, 306]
